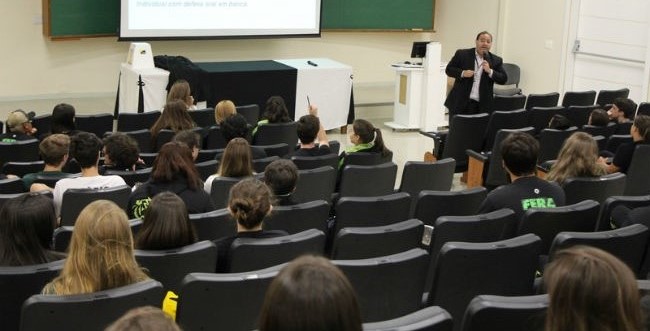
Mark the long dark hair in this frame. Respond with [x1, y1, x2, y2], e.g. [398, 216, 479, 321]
[263, 96, 291, 123]
[151, 141, 202, 190]
[51, 103, 76, 134]
[135, 192, 197, 250]
[352, 119, 391, 158]
[0, 194, 59, 266]
[633, 114, 650, 143]
[151, 100, 195, 140]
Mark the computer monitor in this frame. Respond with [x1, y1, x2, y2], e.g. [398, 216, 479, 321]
[410, 41, 429, 59]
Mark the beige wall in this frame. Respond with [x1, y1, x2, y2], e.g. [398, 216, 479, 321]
[0, 0, 567, 108]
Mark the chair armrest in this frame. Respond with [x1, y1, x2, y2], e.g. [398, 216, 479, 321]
[419, 130, 448, 140]
[466, 149, 488, 188]
[466, 149, 488, 162]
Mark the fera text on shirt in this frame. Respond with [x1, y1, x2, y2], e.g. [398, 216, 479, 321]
[521, 198, 557, 210]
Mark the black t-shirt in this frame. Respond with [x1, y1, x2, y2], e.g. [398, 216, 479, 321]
[478, 176, 566, 221]
[612, 141, 640, 174]
[293, 145, 332, 157]
[0, 132, 35, 142]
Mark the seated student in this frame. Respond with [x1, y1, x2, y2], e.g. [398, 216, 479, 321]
[41, 200, 149, 295]
[214, 178, 288, 272]
[546, 132, 606, 185]
[22, 134, 70, 190]
[172, 129, 201, 161]
[167, 79, 197, 110]
[338, 119, 392, 168]
[150, 100, 196, 144]
[252, 96, 292, 136]
[0, 109, 37, 142]
[609, 97, 637, 134]
[105, 306, 181, 331]
[128, 142, 214, 219]
[217, 113, 267, 160]
[259, 255, 362, 331]
[50, 103, 78, 136]
[588, 108, 610, 127]
[263, 159, 299, 206]
[598, 114, 650, 174]
[547, 114, 572, 130]
[215, 99, 236, 125]
[101, 133, 145, 172]
[478, 131, 565, 221]
[31, 132, 127, 217]
[544, 246, 642, 331]
[0, 193, 65, 266]
[204, 137, 254, 194]
[293, 105, 331, 157]
[135, 192, 198, 250]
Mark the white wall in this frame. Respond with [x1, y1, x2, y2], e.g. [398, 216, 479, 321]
[0, 0, 567, 109]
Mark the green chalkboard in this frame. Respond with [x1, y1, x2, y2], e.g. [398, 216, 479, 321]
[43, 0, 433, 38]
[322, 0, 434, 30]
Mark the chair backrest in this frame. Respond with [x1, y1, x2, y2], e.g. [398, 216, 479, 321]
[135, 241, 218, 292]
[332, 219, 424, 260]
[441, 113, 490, 170]
[0, 139, 40, 164]
[252, 155, 279, 173]
[561, 90, 597, 108]
[0, 177, 27, 194]
[537, 127, 578, 163]
[189, 108, 216, 128]
[363, 306, 453, 331]
[525, 92, 559, 110]
[60, 185, 131, 226]
[460, 294, 548, 331]
[254, 143, 290, 158]
[263, 200, 330, 234]
[399, 159, 455, 200]
[625, 144, 650, 196]
[235, 104, 261, 126]
[492, 94, 526, 111]
[189, 208, 237, 241]
[605, 134, 633, 154]
[518, 200, 601, 253]
[562, 172, 626, 205]
[529, 106, 566, 134]
[176, 263, 283, 331]
[154, 129, 176, 152]
[291, 153, 339, 170]
[196, 149, 219, 162]
[105, 168, 152, 187]
[344, 151, 393, 166]
[548, 224, 649, 276]
[339, 162, 398, 198]
[75, 113, 114, 138]
[334, 248, 430, 322]
[195, 159, 219, 182]
[205, 125, 228, 149]
[483, 127, 536, 188]
[335, 192, 412, 235]
[2, 161, 45, 177]
[638, 102, 650, 116]
[123, 129, 154, 153]
[32, 173, 80, 189]
[581, 122, 617, 139]
[428, 234, 542, 329]
[566, 105, 599, 128]
[139, 152, 157, 166]
[292, 166, 337, 203]
[413, 187, 488, 226]
[596, 195, 650, 231]
[21, 279, 165, 331]
[253, 121, 298, 146]
[483, 109, 530, 150]
[0, 259, 64, 331]
[209, 176, 245, 209]
[596, 88, 630, 106]
[31, 114, 52, 140]
[117, 110, 161, 132]
[53, 226, 73, 252]
[501, 63, 521, 87]
[229, 229, 326, 272]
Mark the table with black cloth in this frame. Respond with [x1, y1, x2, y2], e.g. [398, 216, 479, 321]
[194, 59, 354, 130]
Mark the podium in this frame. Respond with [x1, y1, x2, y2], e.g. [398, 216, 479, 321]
[385, 42, 448, 131]
[117, 43, 170, 114]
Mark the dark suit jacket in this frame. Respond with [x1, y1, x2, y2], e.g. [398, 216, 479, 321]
[444, 48, 507, 116]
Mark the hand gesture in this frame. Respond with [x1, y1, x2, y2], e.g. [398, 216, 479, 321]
[481, 61, 491, 73]
[462, 70, 474, 78]
[308, 104, 318, 116]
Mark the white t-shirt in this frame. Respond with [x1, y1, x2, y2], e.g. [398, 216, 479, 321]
[203, 174, 219, 194]
[53, 175, 127, 216]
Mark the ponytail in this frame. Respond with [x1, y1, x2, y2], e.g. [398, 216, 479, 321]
[373, 128, 391, 158]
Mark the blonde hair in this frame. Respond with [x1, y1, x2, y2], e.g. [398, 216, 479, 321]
[215, 100, 236, 125]
[544, 246, 641, 331]
[546, 132, 606, 185]
[46, 200, 147, 295]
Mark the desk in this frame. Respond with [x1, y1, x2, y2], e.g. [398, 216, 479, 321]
[195, 59, 353, 130]
[117, 63, 169, 113]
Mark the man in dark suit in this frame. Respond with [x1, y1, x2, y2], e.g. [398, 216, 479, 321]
[444, 31, 508, 119]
